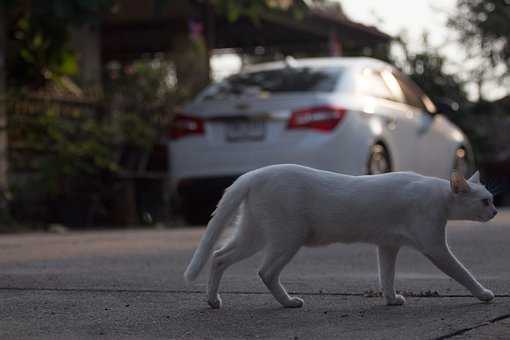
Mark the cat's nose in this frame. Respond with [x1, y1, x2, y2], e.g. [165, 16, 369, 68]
[492, 210, 498, 218]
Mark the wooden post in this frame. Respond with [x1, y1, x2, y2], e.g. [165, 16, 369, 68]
[204, 0, 214, 82]
[70, 23, 103, 97]
[173, 33, 209, 94]
[0, 6, 10, 224]
[173, 3, 211, 94]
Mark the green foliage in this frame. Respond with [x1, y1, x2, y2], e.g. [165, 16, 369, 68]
[444, 1, 510, 163]
[104, 56, 188, 151]
[448, 0, 510, 100]
[9, 13, 76, 87]
[8, 61, 179, 197]
[449, 1, 510, 68]
[8, 100, 118, 196]
[394, 34, 468, 106]
[7, 53, 185, 224]
[6, 0, 114, 88]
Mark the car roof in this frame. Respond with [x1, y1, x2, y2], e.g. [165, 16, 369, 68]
[242, 57, 391, 73]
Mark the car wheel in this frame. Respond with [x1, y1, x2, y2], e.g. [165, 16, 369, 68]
[367, 143, 392, 175]
[453, 147, 472, 177]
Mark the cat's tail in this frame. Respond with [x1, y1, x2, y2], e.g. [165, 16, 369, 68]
[183, 173, 252, 283]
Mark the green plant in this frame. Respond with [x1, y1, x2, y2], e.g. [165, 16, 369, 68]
[9, 99, 118, 194]
[5, 0, 114, 88]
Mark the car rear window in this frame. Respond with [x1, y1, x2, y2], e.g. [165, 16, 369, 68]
[202, 67, 343, 99]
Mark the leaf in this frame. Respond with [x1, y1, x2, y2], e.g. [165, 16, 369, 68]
[226, 0, 241, 22]
[32, 33, 44, 49]
[58, 51, 78, 75]
[17, 17, 30, 31]
[19, 48, 35, 63]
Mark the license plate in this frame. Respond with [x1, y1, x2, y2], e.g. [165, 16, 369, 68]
[225, 121, 266, 142]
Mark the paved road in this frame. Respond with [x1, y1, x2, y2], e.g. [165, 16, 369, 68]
[1, 211, 510, 339]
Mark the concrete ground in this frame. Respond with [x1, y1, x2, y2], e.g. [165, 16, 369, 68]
[1, 212, 510, 339]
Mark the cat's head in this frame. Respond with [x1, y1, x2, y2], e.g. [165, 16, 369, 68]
[450, 171, 498, 222]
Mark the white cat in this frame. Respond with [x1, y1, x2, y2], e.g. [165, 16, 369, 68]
[184, 164, 497, 309]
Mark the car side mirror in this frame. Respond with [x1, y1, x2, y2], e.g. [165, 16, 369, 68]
[434, 98, 460, 116]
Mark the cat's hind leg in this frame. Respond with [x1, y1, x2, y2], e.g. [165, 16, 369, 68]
[206, 216, 263, 309]
[422, 242, 494, 302]
[258, 241, 304, 308]
[378, 245, 405, 306]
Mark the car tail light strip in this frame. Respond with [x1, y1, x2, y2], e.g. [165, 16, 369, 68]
[169, 114, 205, 140]
[287, 106, 347, 132]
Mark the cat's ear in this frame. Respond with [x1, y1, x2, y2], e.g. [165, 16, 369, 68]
[468, 171, 480, 184]
[451, 172, 470, 193]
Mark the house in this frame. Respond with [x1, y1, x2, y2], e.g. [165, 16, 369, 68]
[75, 0, 392, 93]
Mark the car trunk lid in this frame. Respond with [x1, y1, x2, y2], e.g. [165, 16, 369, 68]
[183, 93, 336, 146]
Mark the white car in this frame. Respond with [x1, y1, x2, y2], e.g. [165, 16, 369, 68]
[168, 57, 472, 223]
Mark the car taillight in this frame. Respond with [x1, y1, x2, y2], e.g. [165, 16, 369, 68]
[287, 106, 346, 132]
[169, 114, 205, 140]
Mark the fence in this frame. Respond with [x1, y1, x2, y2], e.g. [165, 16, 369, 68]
[6, 96, 169, 227]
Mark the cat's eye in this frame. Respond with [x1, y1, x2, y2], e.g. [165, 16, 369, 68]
[481, 198, 491, 206]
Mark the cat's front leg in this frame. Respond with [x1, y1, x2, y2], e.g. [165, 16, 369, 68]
[378, 245, 405, 306]
[424, 243, 494, 303]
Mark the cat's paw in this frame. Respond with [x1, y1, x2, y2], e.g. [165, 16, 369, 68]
[207, 295, 222, 309]
[476, 289, 495, 303]
[385, 294, 406, 306]
[284, 297, 304, 308]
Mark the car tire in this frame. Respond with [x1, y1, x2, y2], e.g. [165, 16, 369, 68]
[367, 143, 392, 175]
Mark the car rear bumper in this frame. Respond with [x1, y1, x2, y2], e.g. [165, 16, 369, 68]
[173, 149, 340, 180]
[169, 138, 369, 186]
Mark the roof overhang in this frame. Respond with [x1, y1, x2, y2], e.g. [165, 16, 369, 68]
[101, 3, 392, 61]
